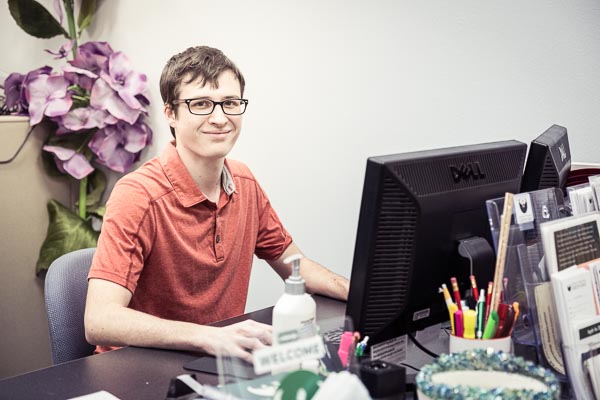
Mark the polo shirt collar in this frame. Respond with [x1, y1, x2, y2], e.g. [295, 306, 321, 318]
[160, 141, 237, 207]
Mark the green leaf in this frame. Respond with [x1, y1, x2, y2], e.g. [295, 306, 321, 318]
[84, 169, 107, 208]
[36, 199, 99, 274]
[77, 0, 96, 34]
[87, 205, 105, 218]
[8, 0, 69, 39]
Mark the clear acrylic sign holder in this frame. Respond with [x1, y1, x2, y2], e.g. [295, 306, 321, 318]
[215, 316, 357, 399]
[486, 187, 570, 390]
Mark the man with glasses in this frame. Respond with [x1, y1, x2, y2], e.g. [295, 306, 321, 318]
[85, 46, 349, 362]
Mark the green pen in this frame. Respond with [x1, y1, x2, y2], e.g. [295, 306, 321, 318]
[482, 310, 499, 339]
[476, 289, 485, 338]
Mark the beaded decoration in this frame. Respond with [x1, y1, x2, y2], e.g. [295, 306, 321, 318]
[416, 348, 560, 400]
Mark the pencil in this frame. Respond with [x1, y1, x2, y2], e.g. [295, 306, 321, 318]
[470, 275, 479, 301]
[485, 281, 493, 322]
[450, 277, 462, 311]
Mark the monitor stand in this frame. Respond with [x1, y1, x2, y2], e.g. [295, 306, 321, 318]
[458, 236, 495, 290]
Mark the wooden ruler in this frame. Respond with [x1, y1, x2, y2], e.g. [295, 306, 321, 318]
[489, 192, 514, 314]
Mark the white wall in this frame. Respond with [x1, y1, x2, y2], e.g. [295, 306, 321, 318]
[2, 0, 600, 313]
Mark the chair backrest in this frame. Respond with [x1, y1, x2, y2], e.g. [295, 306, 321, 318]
[44, 247, 96, 364]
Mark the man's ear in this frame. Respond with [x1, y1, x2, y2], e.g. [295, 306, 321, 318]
[164, 103, 177, 128]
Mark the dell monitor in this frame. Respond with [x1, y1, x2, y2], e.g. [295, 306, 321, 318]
[346, 140, 527, 349]
[521, 124, 571, 193]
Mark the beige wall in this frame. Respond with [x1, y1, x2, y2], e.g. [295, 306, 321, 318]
[0, 117, 72, 378]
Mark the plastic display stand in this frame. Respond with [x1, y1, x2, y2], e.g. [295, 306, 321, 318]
[486, 188, 571, 392]
[215, 316, 357, 399]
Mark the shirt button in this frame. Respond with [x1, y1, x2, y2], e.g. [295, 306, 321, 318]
[216, 235, 221, 243]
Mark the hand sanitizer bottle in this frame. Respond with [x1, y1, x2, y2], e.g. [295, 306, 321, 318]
[272, 254, 317, 346]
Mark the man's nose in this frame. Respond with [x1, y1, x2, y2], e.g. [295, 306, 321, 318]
[208, 104, 228, 124]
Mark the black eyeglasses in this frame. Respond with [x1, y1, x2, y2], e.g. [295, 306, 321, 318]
[171, 98, 249, 115]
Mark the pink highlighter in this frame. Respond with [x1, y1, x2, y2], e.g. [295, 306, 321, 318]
[338, 331, 356, 367]
[454, 309, 464, 338]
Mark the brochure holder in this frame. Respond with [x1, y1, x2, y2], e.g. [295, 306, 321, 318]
[566, 177, 600, 216]
[214, 316, 358, 399]
[485, 187, 570, 389]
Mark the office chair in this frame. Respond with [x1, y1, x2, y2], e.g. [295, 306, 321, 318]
[44, 247, 96, 364]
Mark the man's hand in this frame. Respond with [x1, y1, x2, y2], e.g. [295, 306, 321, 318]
[201, 320, 272, 363]
[268, 242, 350, 301]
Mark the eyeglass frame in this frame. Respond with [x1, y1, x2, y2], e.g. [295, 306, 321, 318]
[170, 98, 249, 115]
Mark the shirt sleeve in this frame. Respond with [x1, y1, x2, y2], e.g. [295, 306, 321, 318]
[253, 181, 293, 260]
[88, 176, 156, 294]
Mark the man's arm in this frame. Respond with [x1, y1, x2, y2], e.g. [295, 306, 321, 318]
[84, 278, 272, 362]
[266, 242, 349, 301]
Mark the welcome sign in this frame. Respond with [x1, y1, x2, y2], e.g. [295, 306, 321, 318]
[252, 335, 326, 375]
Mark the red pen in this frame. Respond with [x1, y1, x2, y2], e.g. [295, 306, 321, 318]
[499, 304, 515, 338]
[470, 275, 479, 302]
[494, 303, 510, 338]
[485, 281, 493, 322]
[450, 277, 462, 311]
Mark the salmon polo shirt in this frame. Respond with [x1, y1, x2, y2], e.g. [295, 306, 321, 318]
[89, 141, 292, 351]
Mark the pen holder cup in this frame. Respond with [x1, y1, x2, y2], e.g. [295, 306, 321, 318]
[449, 335, 512, 354]
[416, 349, 561, 400]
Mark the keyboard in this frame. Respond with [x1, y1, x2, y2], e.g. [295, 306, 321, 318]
[322, 326, 344, 345]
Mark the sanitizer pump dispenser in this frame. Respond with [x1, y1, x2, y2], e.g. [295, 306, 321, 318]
[272, 254, 317, 346]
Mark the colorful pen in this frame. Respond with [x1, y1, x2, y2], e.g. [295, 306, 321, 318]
[451, 277, 462, 311]
[454, 309, 464, 338]
[470, 275, 479, 302]
[494, 303, 509, 338]
[355, 336, 369, 357]
[499, 304, 515, 338]
[482, 310, 499, 339]
[441, 284, 459, 334]
[476, 288, 485, 338]
[441, 284, 453, 307]
[448, 303, 458, 335]
[463, 309, 476, 339]
[338, 331, 355, 367]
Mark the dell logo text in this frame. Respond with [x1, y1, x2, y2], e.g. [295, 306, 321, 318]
[450, 162, 486, 183]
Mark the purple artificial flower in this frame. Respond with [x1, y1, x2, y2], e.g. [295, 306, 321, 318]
[3, 66, 52, 113]
[43, 145, 94, 179]
[4, 40, 153, 184]
[26, 74, 73, 125]
[122, 120, 152, 153]
[71, 41, 114, 75]
[3, 72, 25, 113]
[88, 120, 152, 173]
[45, 41, 74, 60]
[90, 78, 142, 124]
[59, 107, 119, 132]
[100, 52, 149, 110]
[62, 64, 98, 91]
